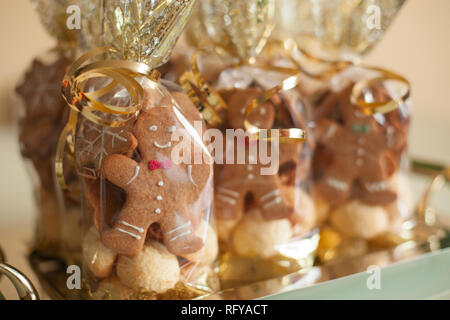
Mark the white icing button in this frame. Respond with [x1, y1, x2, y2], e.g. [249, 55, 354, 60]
[156, 195, 163, 201]
[356, 158, 364, 166]
[260, 108, 266, 115]
[248, 174, 255, 180]
[247, 166, 253, 171]
[358, 137, 365, 144]
[149, 125, 157, 131]
[357, 148, 365, 156]
[157, 181, 164, 187]
[155, 208, 161, 214]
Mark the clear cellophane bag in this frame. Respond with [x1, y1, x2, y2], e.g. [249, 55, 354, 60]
[309, 66, 413, 263]
[77, 78, 218, 300]
[15, 0, 82, 260]
[65, 0, 219, 300]
[180, 50, 319, 290]
[174, 0, 319, 291]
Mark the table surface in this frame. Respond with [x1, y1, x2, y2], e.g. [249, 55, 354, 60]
[0, 126, 448, 300]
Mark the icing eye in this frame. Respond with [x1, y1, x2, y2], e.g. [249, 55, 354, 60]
[149, 125, 158, 131]
[259, 108, 266, 115]
[240, 108, 246, 115]
[167, 126, 176, 133]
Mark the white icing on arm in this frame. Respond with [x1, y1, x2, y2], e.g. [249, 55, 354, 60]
[187, 165, 197, 186]
[126, 165, 140, 185]
[118, 220, 144, 234]
[115, 228, 141, 240]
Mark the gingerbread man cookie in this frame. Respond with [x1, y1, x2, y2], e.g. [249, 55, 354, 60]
[215, 88, 302, 221]
[16, 57, 71, 191]
[313, 83, 399, 205]
[101, 104, 212, 256]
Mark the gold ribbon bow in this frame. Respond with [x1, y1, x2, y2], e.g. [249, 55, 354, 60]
[179, 50, 306, 144]
[56, 46, 160, 192]
[282, 39, 411, 115]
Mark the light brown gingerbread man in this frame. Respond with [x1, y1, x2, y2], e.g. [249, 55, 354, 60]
[215, 88, 302, 221]
[313, 83, 399, 205]
[100, 104, 212, 256]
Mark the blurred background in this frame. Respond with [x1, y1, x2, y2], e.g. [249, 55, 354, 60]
[0, 0, 449, 298]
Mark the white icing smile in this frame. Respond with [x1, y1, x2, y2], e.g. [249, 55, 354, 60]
[154, 141, 172, 149]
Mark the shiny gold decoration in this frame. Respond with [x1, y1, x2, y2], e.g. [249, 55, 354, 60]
[350, 66, 410, 115]
[242, 64, 306, 143]
[317, 227, 342, 262]
[282, 38, 353, 81]
[221, 0, 276, 63]
[179, 50, 307, 144]
[282, 39, 410, 115]
[281, 0, 406, 60]
[179, 52, 228, 127]
[57, 0, 194, 192]
[86, 280, 211, 300]
[182, 0, 305, 139]
[417, 166, 450, 227]
[56, 46, 160, 192]
[185, 0, 229, 51]
[102, 0, 196, 67]
[129, 282, 211, 300]
[185, 0, 275, 63]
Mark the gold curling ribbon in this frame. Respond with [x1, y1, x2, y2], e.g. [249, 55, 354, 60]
[350, 66, 410, 115]
[281, 39, 410, 115]
[56, 46, 161, 192]
[179, 51, 228, 127]
[179, 50, 306, 144]
[417, 166, 450, 226]
[242, 65, 306, 143]
[282, 38, 353, 82]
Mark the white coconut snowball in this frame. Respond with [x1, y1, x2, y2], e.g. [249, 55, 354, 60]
[182, 221, 218, 266]
[232, 209, 292, 259]
[330, 201, 389, 239]
[83, 227, 117, 278]
[116, 241, 180, 293]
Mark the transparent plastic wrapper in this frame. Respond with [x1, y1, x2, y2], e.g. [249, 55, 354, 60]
[213, 66, 318, 289]
[181, 0, 318, 290]
[15, 0, 82, 259]
[270, 0, 407, 97]
[77, 78, 218, 299]
[274, 0, 406, 61]
[57, 0, 219, 300]
[268, 0, 413, 264]
[309, 66, 413, 262]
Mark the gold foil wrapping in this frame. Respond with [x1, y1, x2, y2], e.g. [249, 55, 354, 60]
[275, 0, 405, 60]
[186, 0, 275, 63]
[102, 0, 196, 67]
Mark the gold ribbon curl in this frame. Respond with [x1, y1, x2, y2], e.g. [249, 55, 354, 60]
[179, 49, 307, 144]
[56, 46, 161, 192]
[179, 51, 228, 127]
[281, 39, 411, 115]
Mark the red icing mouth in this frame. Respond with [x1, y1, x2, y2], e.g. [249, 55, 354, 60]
[148, 160, 172, 171]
